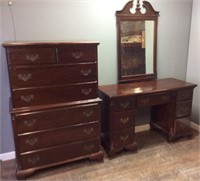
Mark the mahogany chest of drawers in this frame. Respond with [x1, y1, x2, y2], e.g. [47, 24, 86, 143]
[99, 78, 197, 156]
[3, 41, 104, 179]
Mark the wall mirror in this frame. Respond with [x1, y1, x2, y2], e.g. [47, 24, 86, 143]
[116, 0, 159, 83]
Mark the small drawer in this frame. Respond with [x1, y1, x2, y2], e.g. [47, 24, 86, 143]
[111, 97, 135, 112]
[175, 101, 192, 118]
[9, 63, 97, 88]
[7, 48, 56, 65]
[176, 89, 193, 101]
[175, 117, 191, 134]
[112, 110, 134, 131]
[110, 128, 134, 148]
[58, 45, 97, 64]
[15, 103, 100, 133]
[137, 92, 173, 107]
[20, 138, 100, 169]
[12, 82, 97, 108]
[18, 122, 99, 152]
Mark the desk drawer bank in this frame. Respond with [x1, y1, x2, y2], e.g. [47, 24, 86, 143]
[99, 78, 197, 156]
[3, 41, 104, 179]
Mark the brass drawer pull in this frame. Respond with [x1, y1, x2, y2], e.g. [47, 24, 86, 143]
[28, 156, 40, 165]
[18, 73, 32, 82]
[72, 52, 83, 59]
[120, 102, 130, 109]
[26, 54, 39, 62]
[140, 98, 149, 105]
[83, 127, 94, 135]
[20, 95, 34, 102]
[82, 88, 92, 95]
[81, 69, 91, 76]
[120, 117, 130, 124]
[120, 135, 129, 142]
[84, 144, 94, 151]
[25, 138, 38, 146]
[24, 119, 36, 127]
[83, 110, 94, 117]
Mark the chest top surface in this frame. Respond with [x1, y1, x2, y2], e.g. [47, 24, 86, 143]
[99, 78, 197, 98]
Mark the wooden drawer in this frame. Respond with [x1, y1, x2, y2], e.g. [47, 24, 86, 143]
[18, 122, 99, 152]
[9, 63, 97, 88]
[176, 89, 193, 101]
[137, 92, 173, 107]
[7, 48, 56, 65]
[12, 82, 97, 108]
[58, 45, 97, 64]
[15, 103, 100, 134]
[20, 138, 100, 169]
[111, 96, 135, 112]
[175, 101, 192, 118]
[110, 128, 134, 147]
[112, 110, 134, 131]
[175, 117, 191, 134]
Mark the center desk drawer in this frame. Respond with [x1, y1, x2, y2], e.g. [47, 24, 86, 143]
[9, 64, 97, 88]
[7, 48, 56, 65]
[137, 92, 173, 107]
[15, 103, 100, 133]
[12, 82, 97, 108]
[18, 122, 99, 153]
[58, 45, 97, 64]
[20, 138, 100, 170]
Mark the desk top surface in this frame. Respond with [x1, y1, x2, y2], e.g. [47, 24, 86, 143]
[99, 78, 197, 98]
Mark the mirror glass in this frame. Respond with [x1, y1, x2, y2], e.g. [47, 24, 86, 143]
[116, 1, 159, 83]
[120, 20, 154, 76]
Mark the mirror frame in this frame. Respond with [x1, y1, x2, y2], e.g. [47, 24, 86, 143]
[116, 0, 159, 83]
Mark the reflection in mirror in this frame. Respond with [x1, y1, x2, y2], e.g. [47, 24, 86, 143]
[121, 20, 154, 76]
[116, 0, 159, 83]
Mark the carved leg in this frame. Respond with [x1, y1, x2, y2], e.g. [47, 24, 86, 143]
[125, 142, 138, 153]
[89, 151, 104, 162]
[16, 168, 36, 180]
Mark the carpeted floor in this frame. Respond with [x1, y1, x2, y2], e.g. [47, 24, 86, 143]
[1, 130, 200, 181]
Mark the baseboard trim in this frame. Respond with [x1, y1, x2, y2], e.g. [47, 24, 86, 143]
[191, 122, 200, 132]
[135, 124, 150, 133]
[0, 151, 15, 161]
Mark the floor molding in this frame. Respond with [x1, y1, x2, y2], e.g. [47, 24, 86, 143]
[191, 122, 200, 132]
[0, 151, 15, 161]
[135, 124, 150, 133]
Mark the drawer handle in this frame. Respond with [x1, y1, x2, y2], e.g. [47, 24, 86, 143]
[26, 54, 39, 62]
[18, 73, 32, 82]
[82, 88, 92, 95]
[72, 52, 83, 59]
[28, 156, 40, 165]
[83, 127, 94, 135]
[81, 69, 91, 76]
[120, 117, 130, 124]
[20, 95, 34, 102]
[120, 102, 130, 109]
[120, 135, 129, 142]
[162, 95, 170, 101]
[25, 138, 38, 146]
[24, 119, 36, 127]
[140, 98, 149, 105]
[83, 110, 94, 117]
[84, 144, 94, 151]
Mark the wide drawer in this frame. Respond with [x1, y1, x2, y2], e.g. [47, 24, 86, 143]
[20, 138, 100, 170]
[18, 122, 99, 152]
[7, 48, 56, 65]
[175, 100, 192, 118]
[137, 92, 173, 107]
[9, 63, 97, 88]
[112, 110, 134, 131]
[111, 96, 135, 112]
[12, 82, 97, 108]
[58, 45, 97, 64]
[176, 89, 193, 101]
[110, 128, 134, 147]
[15, 103, 100, 134]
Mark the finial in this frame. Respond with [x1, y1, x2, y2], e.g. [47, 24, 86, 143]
[136, 0, 141, 11]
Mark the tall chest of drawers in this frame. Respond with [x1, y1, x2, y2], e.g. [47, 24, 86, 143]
[3, 41, 104, 179]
